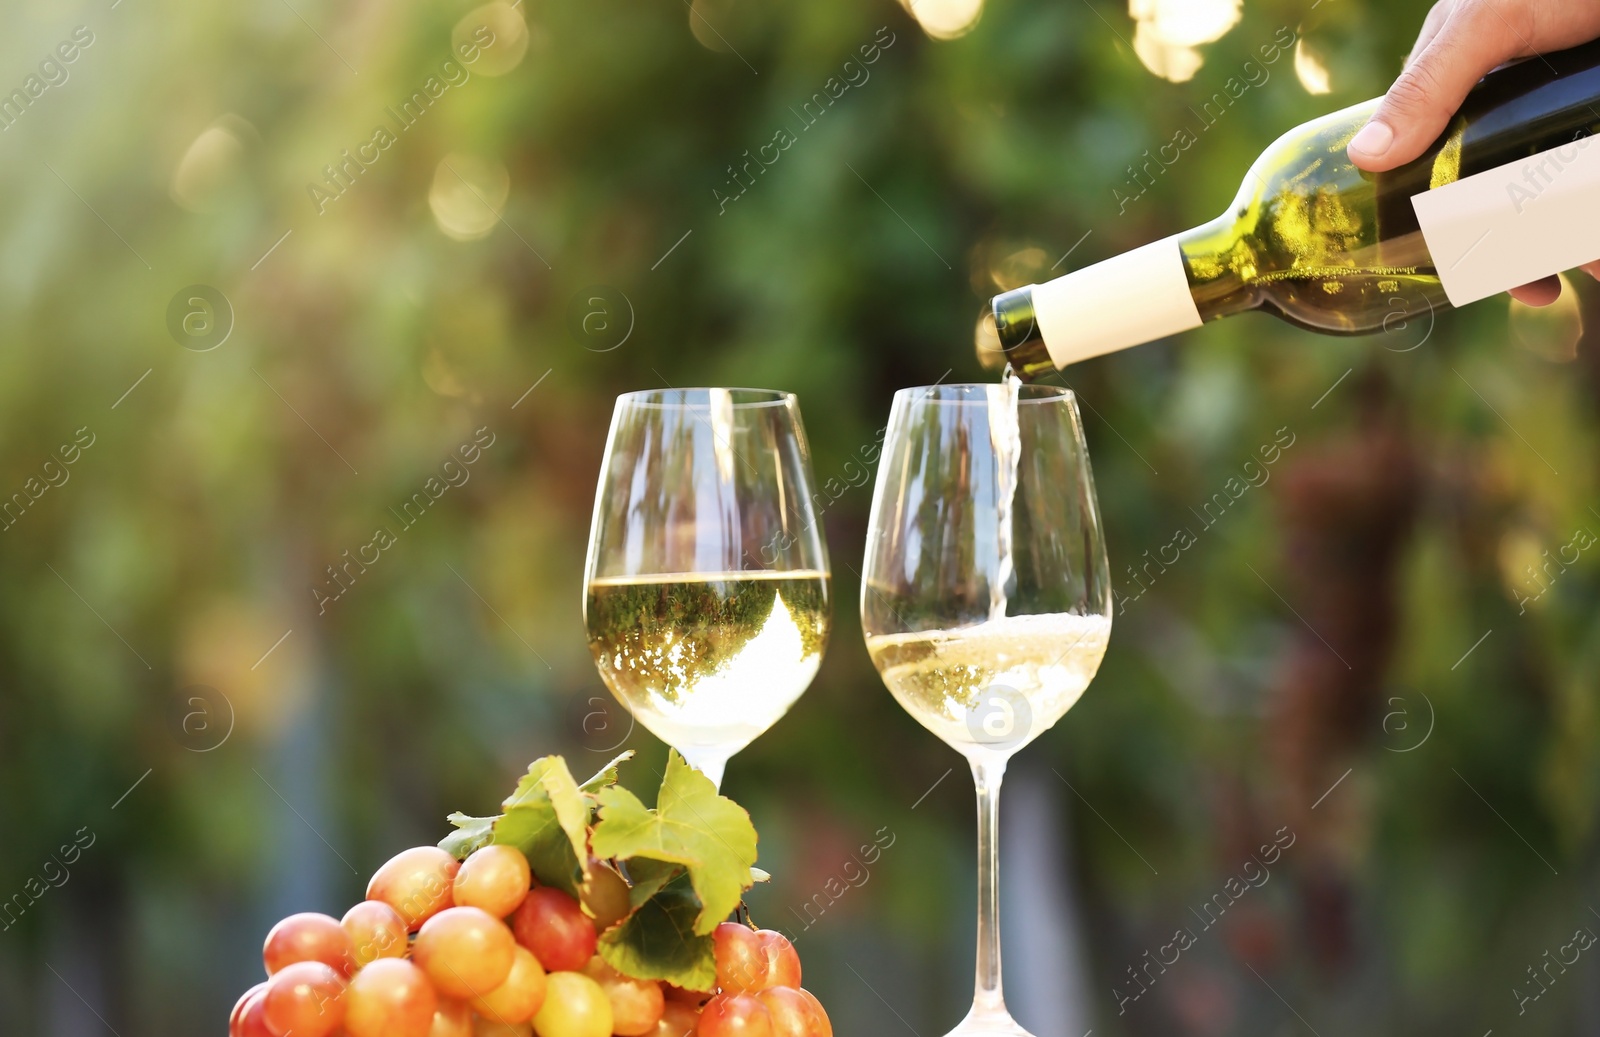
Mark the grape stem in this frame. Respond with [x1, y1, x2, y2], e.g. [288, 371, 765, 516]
[971, 755, 1007, 1016]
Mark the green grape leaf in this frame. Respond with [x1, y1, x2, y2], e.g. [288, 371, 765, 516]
[439, 813, 497, 859]
[491, 756, 593, 897]
[596, 871, 716, 991]
[436, 751, 764, 987]
[623, 857, 685, 910]
[579, 750, 635, 797]
[590, 751, 758, 935]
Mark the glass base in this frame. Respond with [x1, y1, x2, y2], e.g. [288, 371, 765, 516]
[942, 1006, 1036, 1037]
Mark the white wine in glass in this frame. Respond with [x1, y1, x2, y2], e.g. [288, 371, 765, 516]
[862, 380, 1112, 1036]
[865, 613, 1110, 755]
[584, 388, 831, 788]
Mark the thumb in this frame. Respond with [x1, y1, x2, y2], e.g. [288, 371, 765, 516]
[1348, 3, 1523, 171]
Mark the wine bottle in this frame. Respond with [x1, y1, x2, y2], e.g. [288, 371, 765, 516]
[992, 40, 1600, 380]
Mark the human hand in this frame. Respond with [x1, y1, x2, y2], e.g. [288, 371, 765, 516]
[1347, 0, 1600, 304]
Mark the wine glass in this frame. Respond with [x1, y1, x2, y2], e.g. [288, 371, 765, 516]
[861, 383, 1111, 1036]
[583, 387, 831, 788]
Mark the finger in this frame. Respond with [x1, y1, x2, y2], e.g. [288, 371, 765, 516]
[1582, 260, 1600, 281]
[1406, 0, 1455, 68]
[1348, 1, 1527, 172]
[1508, 276, 1562, 307]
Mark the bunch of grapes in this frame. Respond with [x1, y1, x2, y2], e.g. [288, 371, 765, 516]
[229, 842, 831, 1037]
[699, 922, 832, 1037]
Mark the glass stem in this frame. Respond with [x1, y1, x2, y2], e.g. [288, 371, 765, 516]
[971, 755, 1008, 1015]
[680, 749, 728, 791]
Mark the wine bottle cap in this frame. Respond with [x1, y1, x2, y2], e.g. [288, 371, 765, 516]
[991, 287, 1055, 382]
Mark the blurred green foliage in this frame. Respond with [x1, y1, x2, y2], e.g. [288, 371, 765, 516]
[2, 0, 1600, 1034]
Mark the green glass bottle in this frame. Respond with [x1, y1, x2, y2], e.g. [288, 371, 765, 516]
[993, 40, 1600, 380]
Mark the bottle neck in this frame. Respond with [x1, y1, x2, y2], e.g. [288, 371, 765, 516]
[990, 285, 1055, 382]
[1173, 212, 1262, 324]
[993, 235, 1205, 374]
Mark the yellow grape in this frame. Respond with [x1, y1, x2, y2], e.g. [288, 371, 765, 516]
[231, 986, 274, 1037]
[262, 960, 346, 1037]
[532, 972, 612, 1037]
[662, 984, 707, 1006]
[578, 864, 631, 932]
[755, 988, 814, 1037]
[474, 1018, 534, 1037]
[711, 923, 767, 993]
[580, 957, 663, 1036]
[368, 846, 461, 931]
[231, 982, 266, 1035]
[454, 845, 532, 919]
[798, 989, 832, 1037]
[470, 945, 548, 1023]
[427, 998, 474, 1037]
[697, 993, 773, 1037]
[754, 931, 801, 990]
[414, 907, 517, 1000]
[344, 958, 438, 1037]
[264, 912, 354, 976]
[342, 900, 410, 968]
[649, 1001, 702, 1037]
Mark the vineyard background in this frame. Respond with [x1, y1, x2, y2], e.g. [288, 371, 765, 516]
[2, 0, 1599, 1034]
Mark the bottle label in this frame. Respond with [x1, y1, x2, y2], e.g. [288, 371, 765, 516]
[1412, 131, 1600, 306]
[1032, 236, 1202, 368]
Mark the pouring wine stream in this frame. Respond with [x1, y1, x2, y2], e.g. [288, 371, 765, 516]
[988, 366, 1024, 624]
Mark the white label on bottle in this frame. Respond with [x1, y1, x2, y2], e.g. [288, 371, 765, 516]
[1412, 132, 1600, 307]
[1032, 236, 1202, 368]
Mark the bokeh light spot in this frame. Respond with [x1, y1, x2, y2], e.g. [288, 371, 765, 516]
[974, 308, 1004, 372]
[1129, 0, 1240, 81]
[900, 0, 984, 41]
[429, 153, 511, 241]
[170, 117, 252, 213]
[1130, 0, 1241, 48]
[1295, 38, 1333, 95]
[689, 0, 736, 52]
[454, 3, 529, 77]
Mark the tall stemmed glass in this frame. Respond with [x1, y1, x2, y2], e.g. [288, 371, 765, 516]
[861, 383, 1112, 1036]
[583, 388, 831, 788]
